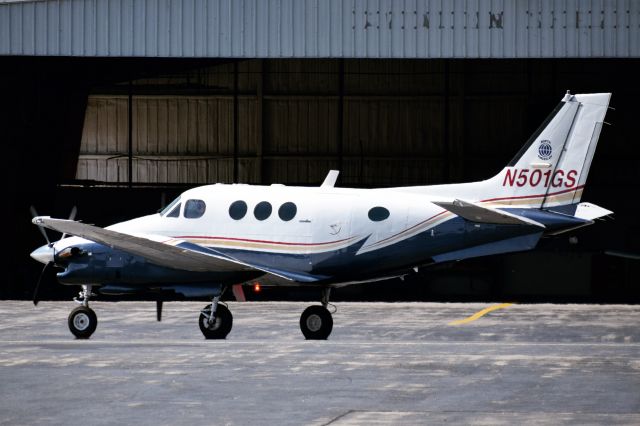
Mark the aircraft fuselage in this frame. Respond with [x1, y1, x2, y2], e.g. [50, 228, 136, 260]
[51, 184, 588, 291]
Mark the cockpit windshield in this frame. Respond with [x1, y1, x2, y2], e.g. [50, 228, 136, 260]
[159, 196, 181, 216]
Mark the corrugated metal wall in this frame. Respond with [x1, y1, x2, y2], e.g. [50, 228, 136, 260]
[78, 96, 238, 183]
[77, 58, 540, 187]
[1, 0, 639, 58]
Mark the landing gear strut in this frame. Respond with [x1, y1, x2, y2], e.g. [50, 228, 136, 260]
[299, 288, 333, 340]
[68, 285, 98, 339]
[199, 291, 233, 339]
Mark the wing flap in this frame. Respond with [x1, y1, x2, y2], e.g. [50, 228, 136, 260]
[432, 199, 545, 228]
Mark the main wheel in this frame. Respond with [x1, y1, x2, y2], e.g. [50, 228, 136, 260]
[68, 306, 98, 339]
[300, 305, 333, 340]
[199, 304, 233, 339]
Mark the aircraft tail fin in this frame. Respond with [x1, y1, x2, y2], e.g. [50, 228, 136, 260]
[483, 92, 611, 209]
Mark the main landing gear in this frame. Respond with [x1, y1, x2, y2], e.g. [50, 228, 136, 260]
[68, 285, 98, 339]
[299, 288, 334, 340]
[63, 284, 334, 341]
[199, 293, 233, 339]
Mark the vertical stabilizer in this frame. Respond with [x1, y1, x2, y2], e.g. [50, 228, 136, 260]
[487, 92, 611, 208]
[391, 92, 611, 210]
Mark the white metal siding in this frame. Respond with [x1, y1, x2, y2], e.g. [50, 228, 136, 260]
[1, 0, 638, 58]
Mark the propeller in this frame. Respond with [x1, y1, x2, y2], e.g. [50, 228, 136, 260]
[31, 205, 78, 243]
[32, 261, 53, 306]
[60, 206, 77, 240]
[30, 205, 51, 246]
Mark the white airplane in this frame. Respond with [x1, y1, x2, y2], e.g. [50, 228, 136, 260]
[31, 92, 613, 340]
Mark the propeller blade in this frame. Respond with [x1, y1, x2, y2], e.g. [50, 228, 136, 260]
[156, 300, 163, 322]
[60, 206, 78, 240]
[30, 206, 51, 246]
[33, 261, 53, 306]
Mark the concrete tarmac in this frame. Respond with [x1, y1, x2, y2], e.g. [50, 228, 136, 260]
[1, 301, 639, 425]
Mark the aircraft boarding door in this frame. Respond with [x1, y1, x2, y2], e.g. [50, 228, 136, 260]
[307, 193, 353, 259]
[346, 195, 408, 257]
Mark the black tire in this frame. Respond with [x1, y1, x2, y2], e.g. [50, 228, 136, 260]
[68, 306, 98, 339]
[199, 304, 233, 339]
[300, 305, 333, 340]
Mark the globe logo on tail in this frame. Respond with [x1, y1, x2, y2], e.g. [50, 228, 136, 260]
[538, 140, 553, 160]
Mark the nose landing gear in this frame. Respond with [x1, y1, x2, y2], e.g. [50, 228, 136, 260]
[199, 293, 233, 339]
[68, 285, 98, 339]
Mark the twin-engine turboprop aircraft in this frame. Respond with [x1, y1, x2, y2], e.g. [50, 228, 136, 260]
[31, 92, 613, 340]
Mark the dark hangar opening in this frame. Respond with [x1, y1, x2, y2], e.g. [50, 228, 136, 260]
[3, 56, 638, 303]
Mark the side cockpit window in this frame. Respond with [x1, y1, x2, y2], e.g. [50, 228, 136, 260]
[166, 203, 181, 218]
[185, 199, 206, 219]
[160, 196, 181, 216]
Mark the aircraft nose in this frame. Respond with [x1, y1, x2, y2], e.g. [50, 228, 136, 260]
[30, 245, 54, 265]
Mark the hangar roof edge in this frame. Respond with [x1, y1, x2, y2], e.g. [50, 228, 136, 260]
[1, 0, 638, 58]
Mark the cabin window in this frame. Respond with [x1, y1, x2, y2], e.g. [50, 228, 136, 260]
[167, 203, 181, 218]
[254, 201, 272, 221]
[184, 199, 206, 219]
[368, 206, 390, 222]
[278, 202, 297, 221]
[229, 200, 248, 220]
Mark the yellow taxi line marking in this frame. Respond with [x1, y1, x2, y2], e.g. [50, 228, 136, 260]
[449, 303, 515, 326]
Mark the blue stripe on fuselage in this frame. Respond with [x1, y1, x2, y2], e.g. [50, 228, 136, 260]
[212, 216, 546, 281]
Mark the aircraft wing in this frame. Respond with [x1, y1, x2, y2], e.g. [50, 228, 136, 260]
[432, 199, 545, 228]
[32, 217, 289, 276]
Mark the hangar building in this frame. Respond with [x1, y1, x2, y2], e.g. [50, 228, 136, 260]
[1, 0, 639, 301]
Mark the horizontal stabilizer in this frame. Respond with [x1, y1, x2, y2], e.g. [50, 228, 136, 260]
[432, 199, 545, 228]
[573, 202, 613, 221]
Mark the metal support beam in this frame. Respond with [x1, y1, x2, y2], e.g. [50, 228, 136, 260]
[128, 79, 133, 188]
[233, 61, 239, 183]
[443, 60, 450, 182]
[337, 59, 345, 176]
[257, 59, 265, 184]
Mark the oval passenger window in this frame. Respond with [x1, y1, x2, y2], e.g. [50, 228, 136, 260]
[229, 200, 248, 220]
[278, 202, 297, 221]
[254, 201, 273, 221]
[368, 206, 390, 222]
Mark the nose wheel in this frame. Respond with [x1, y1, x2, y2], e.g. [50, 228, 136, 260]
[199, 295, 233, 339]
[68, 306, 98, 339]
[67, 285, 98, 339]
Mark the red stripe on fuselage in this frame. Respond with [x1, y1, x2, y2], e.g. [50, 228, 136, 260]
[174, 235, 355, 247]
[366, 210, 450, 248]
[480, 185, 584, 203]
